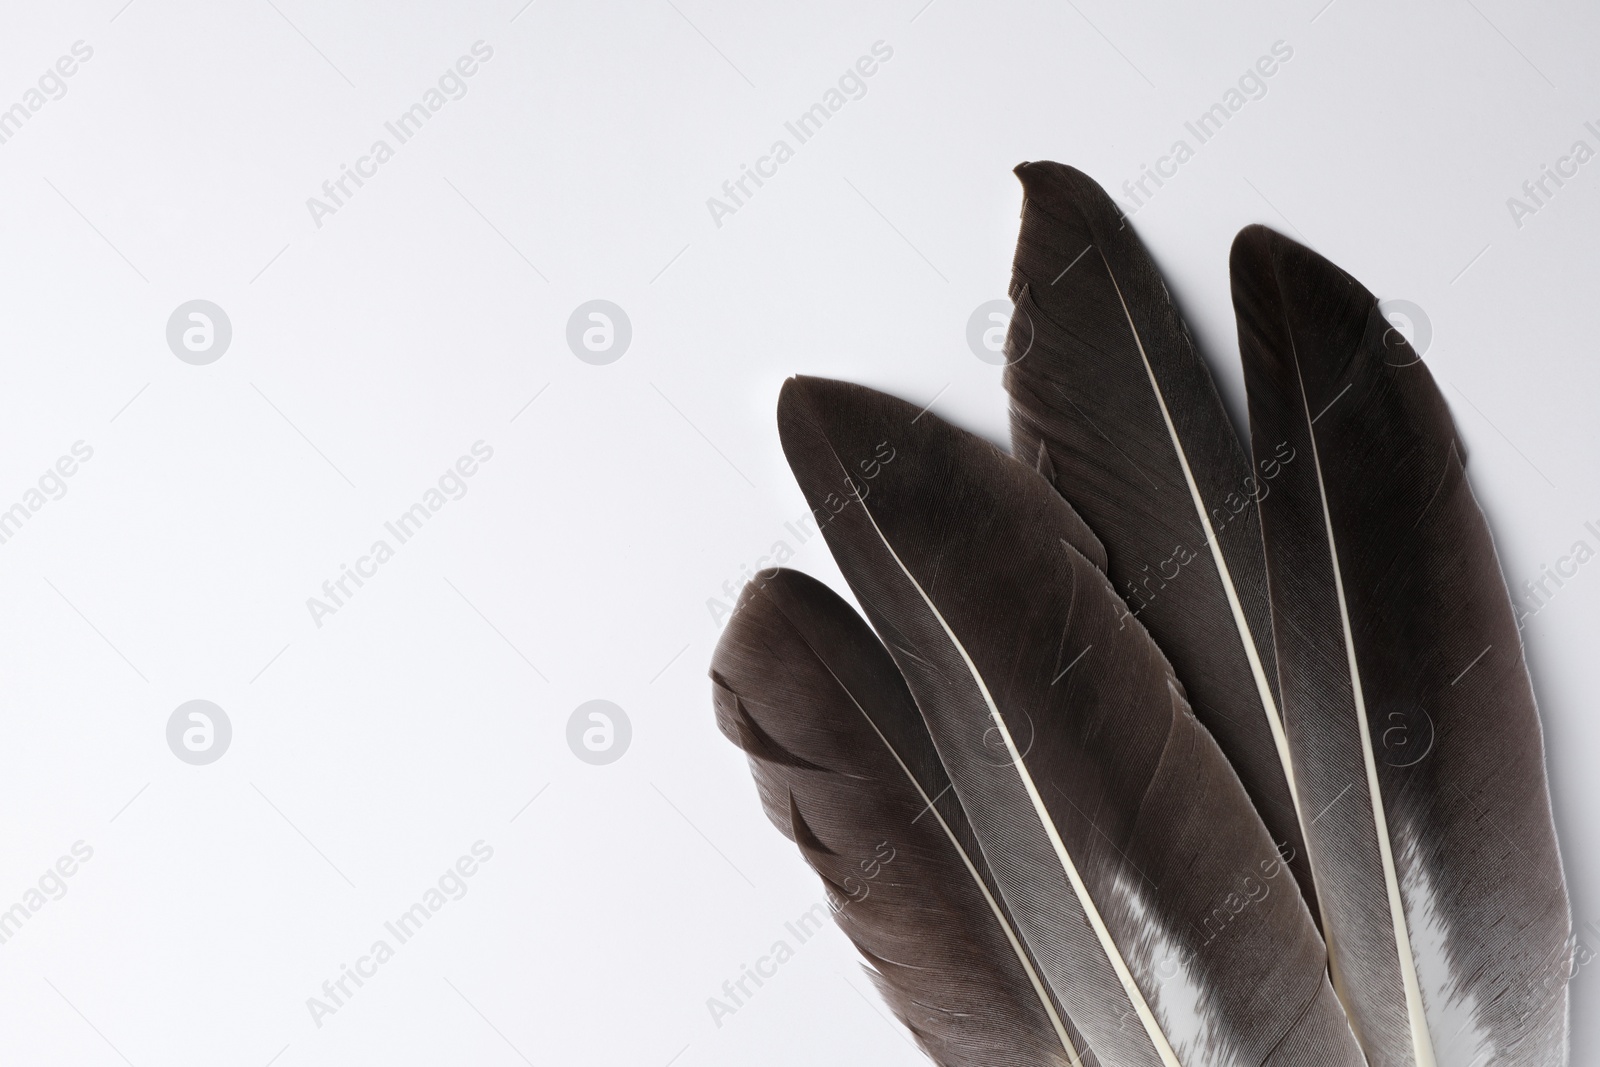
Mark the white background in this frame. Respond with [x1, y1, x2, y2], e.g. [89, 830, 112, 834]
[0, 1, 1596, 1064]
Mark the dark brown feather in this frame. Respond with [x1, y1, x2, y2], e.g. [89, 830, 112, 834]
[711, 568, 1090, 1067]
[777, 375, 1362, 1067]
[1003, 162, 1315, 911]
[1232, 224, 1571, 1067]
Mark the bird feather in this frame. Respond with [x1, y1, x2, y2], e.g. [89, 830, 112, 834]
[1230, 224, 1572, 1067]
[776, 375, 1363, 1067]
[1003, 162, 1316, 912]
[711, 567, 1093, 1067]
